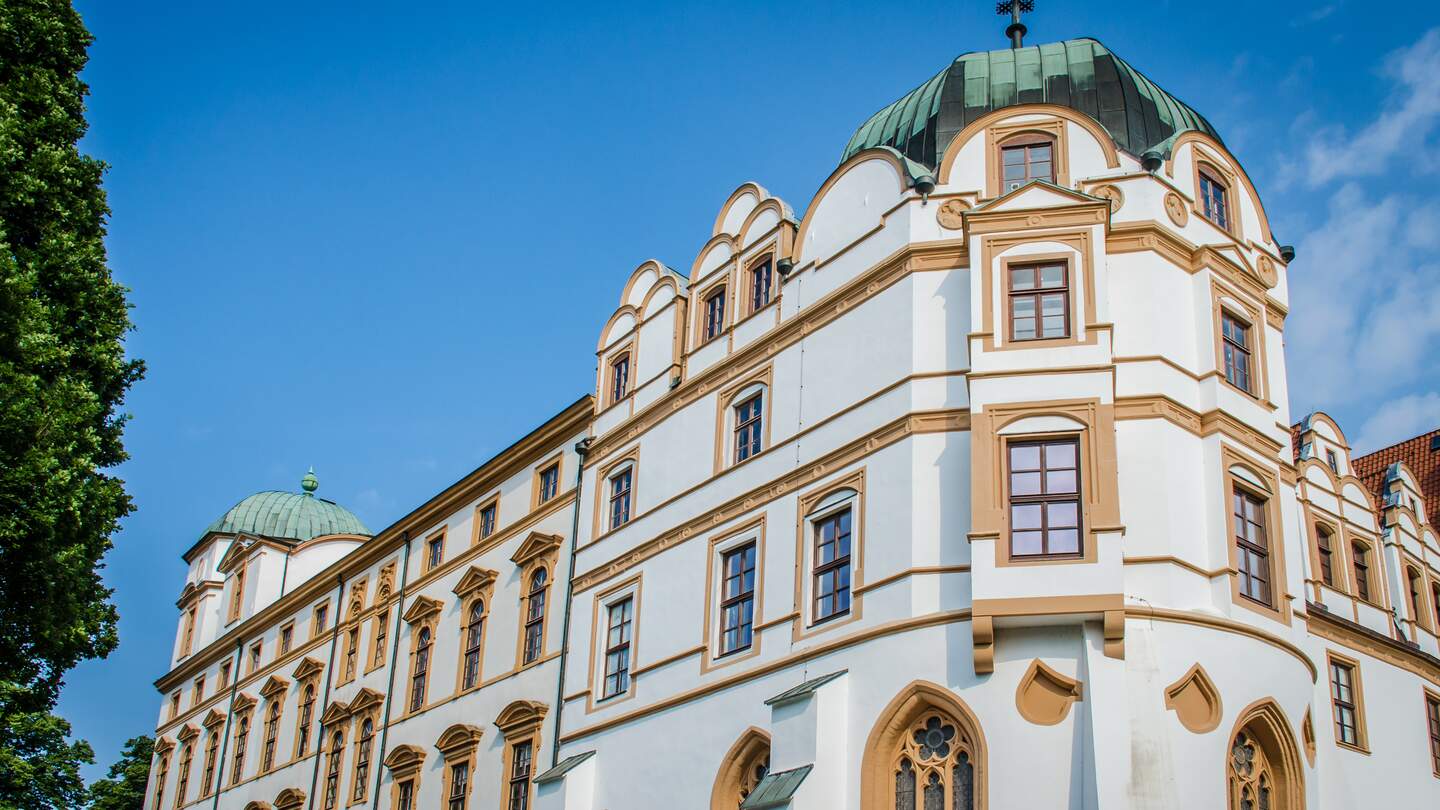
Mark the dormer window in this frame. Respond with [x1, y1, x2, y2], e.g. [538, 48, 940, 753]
[704, 288, 726, 342]
[1199, 168, 1230, 231]
[1000, 134, 1055, 193]
[749, 258, 773, 313]
[608, 352, 630, 404]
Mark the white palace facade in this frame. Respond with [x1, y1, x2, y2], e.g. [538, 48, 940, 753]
[145, 37, 1440, 810]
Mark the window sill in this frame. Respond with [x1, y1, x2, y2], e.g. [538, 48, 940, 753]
[1334, 740, 1371, 756]
[810, 610, 851, 628]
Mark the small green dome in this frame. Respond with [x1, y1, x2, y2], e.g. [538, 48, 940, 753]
[841, 37, 1219, 169]
[205, 471, 369, 542]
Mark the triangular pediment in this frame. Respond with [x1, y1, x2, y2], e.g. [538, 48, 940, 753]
[509, 532, 563, 567]
[155, 736, 176, 754]
[435, 723, 485, 758]
[217, 534, 291, 574]
[1193, 245, 1265, 292]
[402, 595, 443, 625]
[231, 691, 257, 713]
[292, 656, 324, 681]
[203, 708, 227, 728]
[494, 699, 549, 737]
[453, 566, 499, 597]
[383, 744, 426, 774]
[319, 699, 350, 725]
[259, 675, 289, 699]
[177, 723, 201, 742]
[978, 179, 1105, 212]
[347, 687, 384, 715]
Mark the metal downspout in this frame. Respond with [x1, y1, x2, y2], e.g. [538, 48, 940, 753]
[550, 436, 591, 768]
[305, 573, 348, 810]
[370, 532, 413, 800]
[208, 641, 244, 810]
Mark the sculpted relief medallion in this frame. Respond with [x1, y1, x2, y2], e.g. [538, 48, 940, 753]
[1164, 192, 1189, 227]
[936, 198, 969, 230]
[1094, 184, 1123, 212]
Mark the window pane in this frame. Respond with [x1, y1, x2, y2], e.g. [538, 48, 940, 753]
[1011, 503, 1042, 530]
[1012, 531, 1043, 556]
[1045, 441, 1076, 467]
[1030, 144, 1051, 161]
[1010, 470, 1042, 496]
[1041, 315, 1067, 338]
[1012, 318, 1036, 340]
[1010, 444, 1041, 470]
[1046, 501, 1078, 529]
[1044, 469, 1076, 493]
[1047, 529, 1079, 555]
[1009, 267, 1036, 290]
[1002, 147, 1026, 166]
[1012, 297, 1036, 318]
[1038, 265, 1064, 288]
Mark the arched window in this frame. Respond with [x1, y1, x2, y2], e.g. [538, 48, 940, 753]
[323, 731, 344, 810]
[230, 714, 249, 784]
[201, 729, 219, 795]
[1227, 730, 1274, 810]
[152, 752, 169, 810]
[296, 683, 316, 758]
[862, 682, 986, 810]
[174, 741, 193, 807]
[462, 599, 485, 690]
[1226, 701, 1304, 810]
[353, 718, 374, 802]
[709, 728, 771, 810]
[262, 701, 281, 772]
[522, 570, 548, 665]
[372, 609, 389, 669]
[410, 627, 432, 712]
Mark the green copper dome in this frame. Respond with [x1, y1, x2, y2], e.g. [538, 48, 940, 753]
[841, 38, 1220, 169]
[205, 470, 370, 542]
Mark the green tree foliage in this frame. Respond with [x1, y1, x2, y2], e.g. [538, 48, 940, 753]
[0, 707, 93, 810]
[86, 735, 152, 810]
[0, 0, 143, 722]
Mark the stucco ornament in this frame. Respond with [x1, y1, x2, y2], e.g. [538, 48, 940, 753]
[936, 199, 969, 230]
[1256, 255, 1278, 288]
[1093, 184, 1123, 212]
[1164, 191, 1189, 226]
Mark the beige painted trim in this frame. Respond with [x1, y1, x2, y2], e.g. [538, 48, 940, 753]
[591, 446, 641, 542]
[1128, 605, 1315, 680]
[792, 468, 866, 641]
[530, 451, 565, 512]
[935, 102, 1120, 186]
[858, 680, 990, 810]
[585, 574, 643, 712]
[1325, 649, 1371, 754]
[1225, 699, 1305, 809]
[985, 117, 1071, 198]
[1015, 659, 1083, 726]
[1163, 663, 1223, 733]
[709, 727, 771, 810]
[700, 516, 767, 673]
[712, 365, 774, 475]
[1222, 445, 1292, 626]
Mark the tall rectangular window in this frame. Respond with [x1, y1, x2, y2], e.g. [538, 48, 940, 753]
[426, 535, 444, 571]
[1007, 263, 1069, 341]
[193, 676, 204, 706]
[538, 464, 559, 504]
[1352, 542, 1371, 602]
[1433, 582, 1440, 629]
[1329, 659, 1361, 747]
[608, 469, 632, 530]
[719, 543, 756, 655]
[182, 607, 197, 656]
[704, 289, 726, 341]
[813, 509, 852, 622]
[1221, 312, 1253, 393]
[1232, 487, 1271, 606]
[219, 661, 231, 689]
[228, 567, 246, 622]
[609, 353, 630, 403]
[478, 502, 497, 540]
[461, 600, 484, 691]
[1316, 526, 1335, 587]
[1325, 448, 1339, 473]
[734, 393, 763, 463]
[279, 623, 294, 655]
[750, 259, 772, 312]
[1008, 439, 1081, 557]
[448, 762, 469, 810]
[508, 741, 533, 810]
[396, 780, 415, 810]
[1199, 170, 1230, 230]
[313, 603, 329, 636]
[343, 627, 359, 679]
[248, 641, 263, 674]
[1000, 136, 1055, 192]
[602, 597, 633, 698]
[1408, 568, 1425, 624]
[1426, 694, 1440, 776]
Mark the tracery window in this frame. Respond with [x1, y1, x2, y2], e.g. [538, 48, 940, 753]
[522, 569, 548, 665]
[1227, 731, 1275, 810]
[892, 713, 975, 810]
[737, 749, 769, 808]
[461, 599, 485, 691]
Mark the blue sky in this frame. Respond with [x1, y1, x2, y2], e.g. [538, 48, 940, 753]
[58, 0, 1440, 777]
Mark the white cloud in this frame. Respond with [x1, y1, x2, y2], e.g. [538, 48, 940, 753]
[1353, 392, 1440, 453]
[1287, 28, 1440, 188]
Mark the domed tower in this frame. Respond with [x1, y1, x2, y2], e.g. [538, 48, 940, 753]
[171, 470, 370, 667]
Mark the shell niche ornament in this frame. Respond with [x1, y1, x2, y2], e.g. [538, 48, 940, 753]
[1164, 192, 1189, 226]
[936, 198, 969, 230]
[1094, 184, 1123, 212]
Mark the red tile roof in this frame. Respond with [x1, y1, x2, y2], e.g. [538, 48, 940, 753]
[1351, 428, 1440, 525]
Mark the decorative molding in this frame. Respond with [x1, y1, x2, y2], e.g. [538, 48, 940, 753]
[1015, 659, 1084, 726]
[1164, 191, 1189, 226]
[402, 595, 443, 625]
[936, 198, 969, 230]
[510, 532, 563, 567]
[1163, 663, 1223, 733]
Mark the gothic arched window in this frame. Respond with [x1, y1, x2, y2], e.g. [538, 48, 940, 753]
[892, 713, 975, 810]
[1226, 701, 1304, 810]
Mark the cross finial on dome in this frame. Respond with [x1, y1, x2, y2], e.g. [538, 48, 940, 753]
[301, 467, 319, 495]
[996, 0, 1034, 48]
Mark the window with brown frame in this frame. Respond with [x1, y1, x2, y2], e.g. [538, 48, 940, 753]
[192, 676, 204, 707]
[1007, 262, 1069, 341]
[261, 700, 281, 772]
[343, 626, 359, 680]
[537, 464, 559, 504]
[1232, 486, 1272, 606]
[426, 535, 444, 572]
[248, 641, 262, 674]
[461, 599, 485, 691]
[1426, 693, 1440, 775]
[1408, 568, 1425, 626]
[813, 508, 852, 622]
[170, 691, 181, 719]
[322, 731, 343, 810]
[1316, 525, 1336, 587]
[352, 718, 374, 802]
[409, 627, 432, 712]
[1329, 659, 1361, 747]
[608, 468, 632, 530]
[279, 622, 293, 655]
[201, 729, 219, 795]
[609, 352, 630, 404]
[734, 393, 763, 463]
[522, 569, 548, 665]
[152, 752, 168, 810]
[1221, 311, 1253, 393]
[175, 741, 193, 808]
[313, 602, 329, 636]
[1326, 448, 1339, 474]
[602, 596, 633, 698]
[181, 607, 197, 656]
[1352, 542, 1372, 602]
[1008, 439, 1081, 558]
[749, 259, 773, 312]
[704, 288, 726, 341]
[295, 682, 316, 758]
[1199, 169, 1231, 230]
[229, 714, 249, 784]
[371, 610, 388, 669]
[1433, 582, 1440, 629]
[507, 741, 533, 810]
[228, 566, 246, 622]
[719, 542, 756, 655]
[218, 661, 231, 689]
[478, 502, 497, 540]
[396, 779, 415, 810]
[1000, 134, 1055, 192]
[448, 761, 470, 810]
